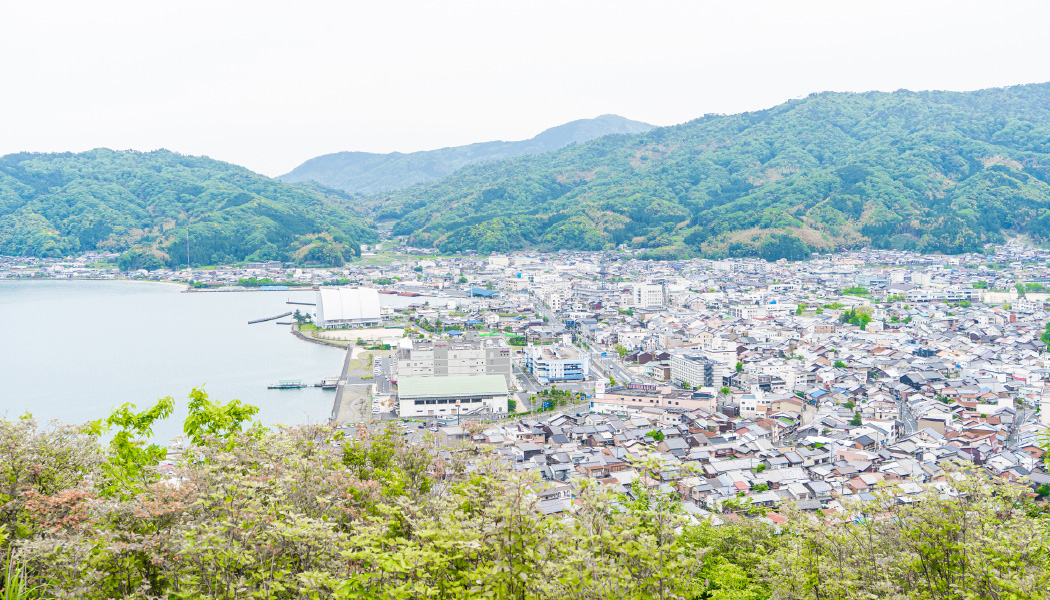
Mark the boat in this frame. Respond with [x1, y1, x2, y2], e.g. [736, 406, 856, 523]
[268, 379, 307, 389]
[314, 377, 340, 389]
[397, 291, 421, 297]
[378, 290, 398, 295]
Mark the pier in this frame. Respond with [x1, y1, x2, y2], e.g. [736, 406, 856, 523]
[286, 301, 315, 306]
[248, 311, 292, 324]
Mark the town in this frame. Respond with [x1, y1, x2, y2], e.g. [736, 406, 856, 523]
[4, 242, 1050, 519]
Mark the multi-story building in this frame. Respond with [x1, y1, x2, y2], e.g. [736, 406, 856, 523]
[631, 283, 665, 309]
[396, 337, 512, 383]
[670, 353, 716, 388]
[525, 345, 590, 384]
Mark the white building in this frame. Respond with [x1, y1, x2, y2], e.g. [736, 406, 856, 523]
[397, 374, 508, 418]
[631, 283, 665, 309]
[315, 287, 381, 328]
[525, 345, 590, 384]
[670, 353, 716, 388]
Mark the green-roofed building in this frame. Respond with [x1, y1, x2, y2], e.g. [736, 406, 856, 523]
[397, 374, 508, 418]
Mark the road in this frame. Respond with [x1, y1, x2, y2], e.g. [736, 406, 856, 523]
[899, 397, 918, 435]
[528, 293, 648, 387]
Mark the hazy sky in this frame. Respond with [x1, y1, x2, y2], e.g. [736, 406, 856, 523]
[3, 1, 1050, 176]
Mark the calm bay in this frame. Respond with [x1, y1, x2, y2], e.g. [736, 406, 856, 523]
[0, 280, 421, 442]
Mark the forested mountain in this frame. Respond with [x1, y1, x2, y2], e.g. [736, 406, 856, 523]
[0, 149, 377, 268]
[367, 83, 1050, 259]
[278, 114, 655, 194]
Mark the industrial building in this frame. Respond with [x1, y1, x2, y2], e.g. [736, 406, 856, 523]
[397, 374, 509, 418]
[524, 344, 589, 384]
[396, 336, 512, 383]
[315, 287, 381, 328]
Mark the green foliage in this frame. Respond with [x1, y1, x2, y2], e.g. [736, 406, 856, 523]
[834, 360, 848, 368]
[735, 361, 743, 373]
[850, 411, 863, 426]
[840, 306, 873, 329]
[0, 149, 376, 265]
[182, 386, 261, 450]
[647, 429, 665, 442]
[90, 397, 173, 500]
[841, 285, 870, 296]
[236, 276, 278, 287]
[361, 84, 1050, 257]
[0, 415, 1048, 599]
[974, 280, 989, 289]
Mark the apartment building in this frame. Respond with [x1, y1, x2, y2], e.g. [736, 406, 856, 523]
[670, 353, 716, 388]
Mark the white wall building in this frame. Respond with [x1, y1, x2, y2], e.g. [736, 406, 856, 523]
[316, 287, 381, 328]
[631, 283, 665, 309]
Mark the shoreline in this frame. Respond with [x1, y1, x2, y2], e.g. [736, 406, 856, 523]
[0, 278, 188, 290]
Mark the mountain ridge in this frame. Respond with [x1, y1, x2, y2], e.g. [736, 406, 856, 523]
[278, 114, 655, 194]
[0, 148, 376, 268]
[364, 82, 1050, 259]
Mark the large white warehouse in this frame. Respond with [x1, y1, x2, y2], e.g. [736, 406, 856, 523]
[315, 287, 381, 328]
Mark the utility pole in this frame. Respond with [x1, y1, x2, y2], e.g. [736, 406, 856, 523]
[186, 215, 191, 271]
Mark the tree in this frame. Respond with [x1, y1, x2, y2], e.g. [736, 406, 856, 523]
[850, 411, 862, 426]
[90, 397, 174, 499]
[720, 386, 731, 396]
[182, 386, 261, 450]
[834, 360, 847, 368]
[735, 361, 743, 373]
[615, 343, 629, 358]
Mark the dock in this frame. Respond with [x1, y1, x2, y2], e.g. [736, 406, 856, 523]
[248, 311, 293, 324]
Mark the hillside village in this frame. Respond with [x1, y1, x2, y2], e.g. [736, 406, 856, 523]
[4, 243, 1050, 518]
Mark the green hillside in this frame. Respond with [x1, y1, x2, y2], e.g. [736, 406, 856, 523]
[368, 83, 1050, 259]
[279, 114, 654, 195]
[0, 149, 377, 268]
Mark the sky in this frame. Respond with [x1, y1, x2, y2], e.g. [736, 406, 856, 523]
[2, 0, 1050, 177]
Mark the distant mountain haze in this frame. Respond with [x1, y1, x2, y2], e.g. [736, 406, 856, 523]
[278, 114, 655, 194]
